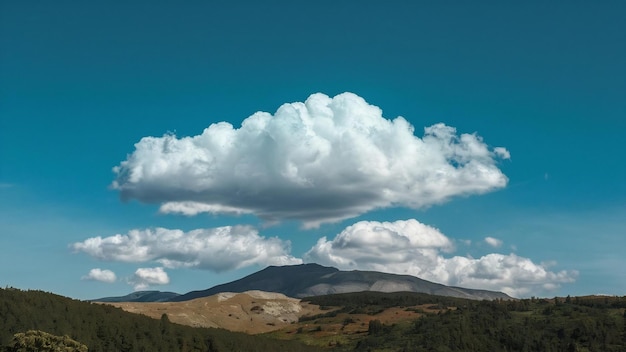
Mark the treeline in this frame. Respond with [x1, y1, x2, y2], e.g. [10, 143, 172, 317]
[0, 288, 322, 352]
[301, 291, 473, 320]
[4, 287, 625, 351]
[303, 291, 473, 310]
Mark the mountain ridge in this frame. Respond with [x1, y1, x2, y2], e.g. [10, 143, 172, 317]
[91, 290, 180, 302]
[93, 263, 512, 303]
[167, 263, 511, 302]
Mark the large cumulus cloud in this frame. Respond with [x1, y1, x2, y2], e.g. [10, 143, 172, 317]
[71, 226, 302, 272]
[112, 92, 509, 227]
[305, 220, 577, 297]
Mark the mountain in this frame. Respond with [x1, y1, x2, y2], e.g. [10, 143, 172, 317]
[169, 263, 512, 302]
[91, 290, 180, 302]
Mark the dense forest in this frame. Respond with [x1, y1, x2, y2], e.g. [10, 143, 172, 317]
[0, 287, 322, 352]
[301, 292, 626, 351]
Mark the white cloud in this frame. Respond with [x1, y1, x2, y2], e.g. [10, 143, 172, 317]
[306, 219, 453, 270]
[71, 226, 302, 272]
[158, 202, 254, 216]
[305, 219, 577, 297]
[493, 147, 511, 159]
[484, 236, 503, 248]
[130, 267, 169, 291]
[81, 268, 117, 283]
[112, 92, 509, 227]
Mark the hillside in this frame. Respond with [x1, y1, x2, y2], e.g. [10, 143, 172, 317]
[103, 288, 626, 351]
[169, 263, 511, 302]
[4, 286, 625, 351]
[105, 290, 326, 334]
[269, 292, 626, 351]
[0, 287, 323, 352]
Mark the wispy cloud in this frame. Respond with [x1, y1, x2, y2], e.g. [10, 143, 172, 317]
[112, 92, 509, 228]
[81, 268, 117, 283]
[484, 236, 503, 248]
[71, 226, 302, 272]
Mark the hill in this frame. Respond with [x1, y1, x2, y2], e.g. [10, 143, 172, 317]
[0, 287, 323, 352]
[268, 292, 626, 351]
[102, 289, 626, 351]
[169, 263, 511, 302]
[91, 290, 180, 302]
[5, 286, 625, 351]
[105, 290, 326, 334]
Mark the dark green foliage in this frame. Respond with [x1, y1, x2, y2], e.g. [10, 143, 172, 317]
[0, 288, 322, 352]
[5, 330, 88, 352]
[367, 320, 383, 335]
[302, 291, 468, 318]
[623, 310, 626, 344]
[303, 291, 471, 308]
[304, 292, 626, 351]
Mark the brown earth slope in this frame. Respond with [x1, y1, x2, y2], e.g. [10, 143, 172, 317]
[105, 290, 326, 334]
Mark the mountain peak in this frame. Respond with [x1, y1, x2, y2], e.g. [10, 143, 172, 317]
[169, 264, 511, 302]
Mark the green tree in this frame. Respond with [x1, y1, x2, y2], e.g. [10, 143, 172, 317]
[623, 310, 626, 344]
[4, 330, 88, 352]
[159, 313, 171, 335]
[368, 319, 383, 335]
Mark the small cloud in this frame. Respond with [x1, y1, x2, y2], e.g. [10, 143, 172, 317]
[130, 267, 169, 291]
[493, 147, 510, 159]
[484, 236, 503, 248]
[81, 268, 116, 283]
[112, 92, 510, 227]
[0, 183, 14, 189]
[459, 239, 472, 246]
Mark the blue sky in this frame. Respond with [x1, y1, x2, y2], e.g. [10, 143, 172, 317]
[1, 1, 624, 300]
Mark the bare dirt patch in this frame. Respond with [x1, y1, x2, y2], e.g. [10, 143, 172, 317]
[265, 303, 453, 348]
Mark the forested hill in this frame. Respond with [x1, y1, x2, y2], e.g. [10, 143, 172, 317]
[295, 292, 626, 351]
[0, 287, 322, 352]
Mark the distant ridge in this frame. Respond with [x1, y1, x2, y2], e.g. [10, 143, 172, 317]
[168, 263, 512, 302]
[91, 290, 180, 302]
